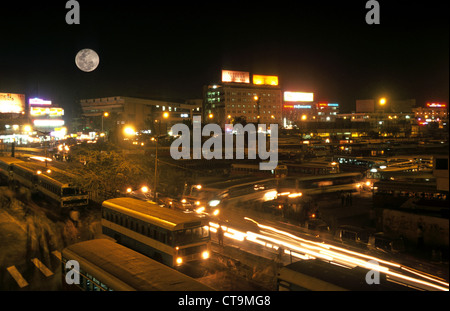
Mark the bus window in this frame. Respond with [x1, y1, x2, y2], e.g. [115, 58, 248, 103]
[62, 187, 78, 196]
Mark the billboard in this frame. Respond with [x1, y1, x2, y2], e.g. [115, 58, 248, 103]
[29, 98, 52, 106]
[426, 102, 446, 108]
[284, 92, 314, 102]
[33, 119, 65, 127]
[30, 107, 64, 117]
[283, 104, 312, 109]
[222, 70, 250, 83]
[0, 93, 25, 113]
[253, 75, 279, 86]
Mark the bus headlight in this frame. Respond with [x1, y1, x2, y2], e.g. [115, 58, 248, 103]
[202, 251, 210, 260]
[264, 190, 278, 201]
[208, 200, 220, 207]
[176, 257, 183, 265]
[196, 206, 205, 214]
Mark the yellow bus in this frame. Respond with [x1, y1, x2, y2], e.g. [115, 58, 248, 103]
[101, 197, 211, 267]
[61, 239, 214, 291]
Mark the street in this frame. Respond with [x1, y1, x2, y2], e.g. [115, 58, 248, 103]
[1, 184, 448, 291]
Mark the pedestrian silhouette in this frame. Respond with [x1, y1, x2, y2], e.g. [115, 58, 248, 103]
[217, 224, 224, 246]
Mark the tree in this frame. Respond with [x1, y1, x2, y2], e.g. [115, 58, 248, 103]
[69, 146, 153, 203]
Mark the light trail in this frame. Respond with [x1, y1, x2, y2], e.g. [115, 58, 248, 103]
[209, 218, 449, 291]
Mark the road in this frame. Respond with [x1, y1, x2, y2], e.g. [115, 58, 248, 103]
[1, 178, 448, 291]
[206, 192, 449, 291]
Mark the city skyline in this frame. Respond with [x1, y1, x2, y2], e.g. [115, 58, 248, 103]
[0, 1, 448, 119]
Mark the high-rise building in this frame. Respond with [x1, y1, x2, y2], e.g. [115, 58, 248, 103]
[203, 70, 282, 127]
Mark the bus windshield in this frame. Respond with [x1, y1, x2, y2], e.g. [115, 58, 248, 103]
[174, 226, 210, 245]
[62, 187, 78, 196]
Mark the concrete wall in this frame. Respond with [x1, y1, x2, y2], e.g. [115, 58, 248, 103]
[382, 209, 449, 247]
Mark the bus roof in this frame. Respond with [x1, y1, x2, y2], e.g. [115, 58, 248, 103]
[278, 259, 411, 291]
[204, 177, 277, 191]
[286, 172, 362, 183]
[0, 157, 25, 165]
[62, 239, 214, 291]
[14, 161, 74, 186]
[102, 197, 208, 231]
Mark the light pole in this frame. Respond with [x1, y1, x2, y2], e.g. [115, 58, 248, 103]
[101, 111, 109, 133]
[153, 111, 169, 200]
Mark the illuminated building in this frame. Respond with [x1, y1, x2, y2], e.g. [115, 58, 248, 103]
[203, 70, 282, 127]
[29, 98, 65, 137]
[80, 96, 200, 135]
[282, 92, 315, 127]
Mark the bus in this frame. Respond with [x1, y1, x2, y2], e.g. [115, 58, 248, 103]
[101, 197, 211, 267]
[61, 239, 215, 291]
[35, 170, 89, 208]
[285, 161, 339, 176]
[3, 158, 88, 209]
[372, 180, 447, 213]
[333, 155, 387, 172]
[277, 259, 416, 291]
[278, 172, 363, 197]
[0, 157, 26, 183]
[185, 177, 278, 212]
[0, 157, 88, 209]
[231, 163, 288, 178]
[363, 164, 422, 190]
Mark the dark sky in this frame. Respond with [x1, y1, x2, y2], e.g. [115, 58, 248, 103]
[0, 0, 448, 117]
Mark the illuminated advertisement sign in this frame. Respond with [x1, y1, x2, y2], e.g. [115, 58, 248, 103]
[33, 119, 65, 127]
[30, 107, 64, 116]
[29, 98, 52, 106]
[426, 102, 446, 108]
[283, 104, 312, 109]
[317, 102, 339, 108]
[253, 75, 279, 86]
[284, 92, 314, 102]
[0, 93, 25, 113]
[222, 70, 250, 83]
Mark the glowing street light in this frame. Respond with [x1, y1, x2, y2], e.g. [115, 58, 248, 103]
[379, 97, 387, 106]
[123, 126, 136, 136]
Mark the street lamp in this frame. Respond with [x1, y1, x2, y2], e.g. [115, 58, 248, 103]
[101, 111, 109, 133]
[123, 126, 136, 136]
[154, 112, 169, 200]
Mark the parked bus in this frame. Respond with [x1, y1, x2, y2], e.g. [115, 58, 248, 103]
[285, 161, 339, 176]
[333, 155, 387, 172]
[231, 163, 288, 178]
[0, 157, 23, 182]
[0, 157, 88, 209]
[101, 197, 211, 267]
[61, 239, 214, 291]
[363, 164, 422, 190]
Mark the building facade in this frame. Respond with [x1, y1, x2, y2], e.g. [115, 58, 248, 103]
[203, 70, 282, 127]
[80, 96, 199, 135]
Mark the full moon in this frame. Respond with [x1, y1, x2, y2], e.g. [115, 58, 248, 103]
[75, 48, 100, 72]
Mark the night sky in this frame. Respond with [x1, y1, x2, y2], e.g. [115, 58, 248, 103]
[0, 0, 448, 118]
